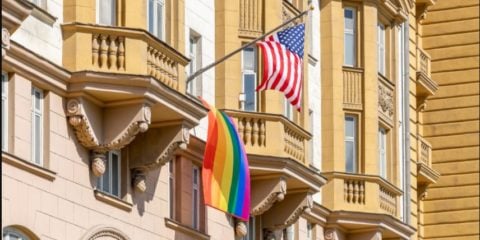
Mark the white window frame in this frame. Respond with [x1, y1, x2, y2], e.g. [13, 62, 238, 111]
[241, 46, 257, 112]
[30, 0, 47, 9]
[96, 0, 116, 26]
[377, 22, 386, 75]
[283, 224, 295, 240]
[344, 7, 356, 67]
[192, 165, 200, 230]
[242, 216, 256, 240]
[187, 34, 202, 96]
[306, 222, 313, 240]
[147, 0, 165, 40]
[97, 150, 121, 197]
[345, 115, 357, 173]
[2, 72, 8, 152]
[169, 159, 175, 219]
[31, 87, 43, 166]
[379, 127, 387, 179]
[284, 98, 294, 121]
[3, 227, 30, 240]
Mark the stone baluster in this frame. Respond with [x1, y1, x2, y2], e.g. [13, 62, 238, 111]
[108, 36, 118, 70]
[117, 37, 125, 71]
[99, 35, 108, 69]
[252, 120, 259, 146]
[238, 118, 245, 142]
[244, 118, 252, 146]
[259, 120, 266, 146]
[92, 34, 99, 67]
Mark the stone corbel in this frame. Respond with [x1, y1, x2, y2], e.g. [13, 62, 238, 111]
[2, 27, 10, 58]
[251, 177, 287, 216]
[262, 191, 313, 230]
[66, 97, 151, 176]
[128, 123, 189, 172]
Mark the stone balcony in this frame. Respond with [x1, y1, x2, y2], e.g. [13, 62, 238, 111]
[416, 47, 438, 106]
[223, 109, 311, 165]
[417, 137, 440, 195]
[62, 22, 189, 93]
[323, 172, 403, 218]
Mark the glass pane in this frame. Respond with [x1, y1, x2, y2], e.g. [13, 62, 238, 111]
[193, 189, 198, 228]
[243, 48, 255, 71]
[244, 74, 256, 111]
[345, 117, 355, 138]
[193, 168, 198, 185]
[248, 217, 255, 240]
[345, 141, 355, 172]
[112, 153, 119, 196]
[100, 0, 115, 25]
[157, 2, 163, 39]
[148, 0, 154, 33]
[344, 33, 355, 66]
[102, 158, 110, 193]
[344, 9, 354, 30]
[169, 177, 174, 218]
[34, 115, 41, 164]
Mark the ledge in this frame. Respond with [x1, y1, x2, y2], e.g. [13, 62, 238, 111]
[417, 162, 440, 185]
[164, 218, 210, 240]
[28, 2, 57, 25]
[2, 151, 56, 181]
[416, 71, 438, 98]
[93, 190, 133, 212]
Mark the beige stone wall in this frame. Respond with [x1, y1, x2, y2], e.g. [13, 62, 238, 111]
[420, 0, 480, 239]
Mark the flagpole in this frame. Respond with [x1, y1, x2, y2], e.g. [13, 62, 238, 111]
[186, 5, 314, 85]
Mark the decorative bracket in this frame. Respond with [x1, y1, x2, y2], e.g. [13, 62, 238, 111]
[251, 177, 287, 216]
[262, 191, 313, 230]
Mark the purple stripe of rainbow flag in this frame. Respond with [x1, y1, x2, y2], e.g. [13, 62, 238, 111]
[201, 100, 251, 220]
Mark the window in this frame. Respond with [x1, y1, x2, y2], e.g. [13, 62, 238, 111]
[187, 34, 202, 96]
[344, 7, 356, 67]
[30, 0, 46, 9]
[283, 224, 295, 240]
[345, 116, 357, 173]
[31, 87, 43, 165]
[378, 127, 387, 178]
[169, 159, 175, 219]
[97, 0, 116, 26]
[284, 99, 294, 121]
[242, 47, 257, 112]
[192, 166, 200, 230]
[3, 227, 30, 240]
[306, 222, 313, 240]
[242, 217, 255, 240]
[97, 151, 121, 197]
[377, 23, 386, 75]
[147, 0, 165, 39]
[2, 72, 8, 151]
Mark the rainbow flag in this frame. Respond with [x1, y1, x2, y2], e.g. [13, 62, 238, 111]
[201, 100, 250, 220]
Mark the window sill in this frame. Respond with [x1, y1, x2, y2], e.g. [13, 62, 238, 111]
[93, 190, 133, 212]
[22, 0, 57, 25]
[2, 151, 56, 181]
[164, 218, 210, 240]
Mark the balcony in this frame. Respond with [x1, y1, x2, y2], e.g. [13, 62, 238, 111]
[343, 67, 364, 110]
[323, 172, 403, 218]
[417, 137, 440, 188]
[62, 23, 189, 93]
[416, 47, 438, 101]
[223, 110, 311, 164]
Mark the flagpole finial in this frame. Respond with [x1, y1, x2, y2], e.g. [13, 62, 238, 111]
[309, 4, 314, 11]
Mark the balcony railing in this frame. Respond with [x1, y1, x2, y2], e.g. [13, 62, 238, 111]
[224, 110, 311, 164]
[325, 172, 403, 218]
[343, 67, 364, 110]
[62, 23, 189, 92]
[418, 137, 432, 167]
[417, 47, 431, 77]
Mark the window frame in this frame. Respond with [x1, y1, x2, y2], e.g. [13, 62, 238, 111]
[192, 165, 200, 230]
[96, 0, 117, 26]
[378, 126, 388, 179]
[31, 86, 43, 166]
[241, 46, 258, 112]
[242, 216, 256, 240]
[306, 222, 313, 240]
[147, 0, 165, 40]
[169, 159, 176, 219]
[377, 22, 386, 75]
[345, 115, 358, 173]
[97, 150, 121, 198]
[187, 33, 202, 96]
[343, 7, 357, 67]
[30, 0, 47, 10]
[2, 72, 8, 152]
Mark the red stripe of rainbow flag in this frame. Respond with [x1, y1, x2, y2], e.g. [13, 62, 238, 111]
[201, 99, 251, 220]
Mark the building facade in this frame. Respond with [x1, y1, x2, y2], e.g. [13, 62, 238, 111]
[1, 0, 478, 240]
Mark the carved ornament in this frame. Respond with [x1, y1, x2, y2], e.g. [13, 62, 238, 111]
[283, 193, 313, 227]
[378, 84, 394, 121]
[251, 178, 287, 216]
[91, 152, 106, 177]
[235, 221, 247, 237]
[2, 27, 10, 57]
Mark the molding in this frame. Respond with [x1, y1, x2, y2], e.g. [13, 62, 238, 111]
[251, 177, 288, 216]
[417, 162, 440, 185]
[322, 172, 403, 196]
[416, 71, 438, 98]
[1, 0, 33, 33]
[2, 28, 10, 58]
[93, 190, 133, 212]
[30, 3, 57, 26]
[164, 218, 210, 240]
[303, 202, 331, 226]
[80, 225, 131, 240]
[2, 151, 56, 181]
[262, 191, 313, 229]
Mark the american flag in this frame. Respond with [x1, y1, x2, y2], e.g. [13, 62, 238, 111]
[257, 23, 305, 111]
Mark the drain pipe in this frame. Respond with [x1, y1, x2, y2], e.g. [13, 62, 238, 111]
[402, 21, 411, 225]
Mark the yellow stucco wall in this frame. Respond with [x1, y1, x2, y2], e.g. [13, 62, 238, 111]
[420, 0, 480, 239]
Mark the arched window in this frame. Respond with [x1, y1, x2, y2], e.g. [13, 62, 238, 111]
[3, 226, 31, 240]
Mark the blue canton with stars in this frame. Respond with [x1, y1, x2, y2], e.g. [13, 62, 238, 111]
[277, 23, 305, 58]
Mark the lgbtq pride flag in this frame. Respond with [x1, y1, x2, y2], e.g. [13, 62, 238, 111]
[201, 100, 251, 220]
